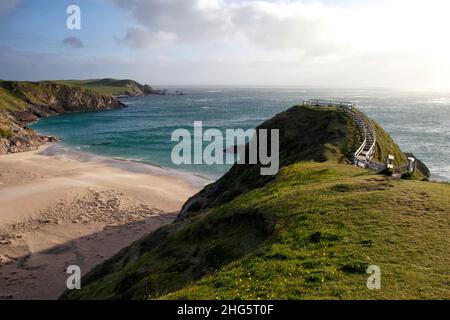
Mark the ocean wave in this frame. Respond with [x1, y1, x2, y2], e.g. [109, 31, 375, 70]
[431, 98, 450, 104]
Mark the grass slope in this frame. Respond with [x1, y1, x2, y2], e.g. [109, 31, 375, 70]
[179, 105, 362, 214]
[371, 118, 407, 166]
[164, 163, 450, 300]
[0, 86, 30, 111]
[0, 80, 125, 153]
[62, 105, 450, 300]
[0, 80, 113, 112]
[48, 79, 147, 96]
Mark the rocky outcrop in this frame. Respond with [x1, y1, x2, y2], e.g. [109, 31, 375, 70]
[143, 84, 156, 95]
[141, 85, 183, 96]
[0, 113, 58, 154]
[117, 82, 181, 97]
[0, 81, 125, 154]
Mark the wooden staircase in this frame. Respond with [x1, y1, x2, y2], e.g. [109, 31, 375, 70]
[303, 99, 381, 170]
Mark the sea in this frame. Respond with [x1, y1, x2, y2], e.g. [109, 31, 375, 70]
[30, 87, 450, 182]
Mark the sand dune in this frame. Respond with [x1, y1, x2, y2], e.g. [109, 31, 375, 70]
[0, 144, 205, 300]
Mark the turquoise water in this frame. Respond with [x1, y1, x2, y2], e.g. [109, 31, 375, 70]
[31, 87, 450, 181]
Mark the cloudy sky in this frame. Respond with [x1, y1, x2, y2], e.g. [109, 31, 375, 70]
[1, 0, 450, 88]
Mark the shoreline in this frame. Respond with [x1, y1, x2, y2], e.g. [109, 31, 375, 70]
[39, 143, 214, 188]
[0, 144, 204, 299]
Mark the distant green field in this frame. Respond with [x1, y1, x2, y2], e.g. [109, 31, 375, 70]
[48, 79, 145, 96]
[0, 80, 127, 140]
[0, 79, 146, 113]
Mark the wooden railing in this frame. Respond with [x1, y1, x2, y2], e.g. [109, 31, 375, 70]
[338, 105, 376, 162]
[303, 99, 355, 108]
[304, 99, 379, 169]
[365, 130, 376, 159]
[304, 99, 422, 177]
[354, 136, 367, 160]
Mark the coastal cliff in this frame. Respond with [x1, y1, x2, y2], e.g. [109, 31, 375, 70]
[51, 78, 181, 97]
[62, 105, 450, 300]
[0, 80, 125, 154]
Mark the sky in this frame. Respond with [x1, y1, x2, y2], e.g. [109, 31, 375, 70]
[1, 0, 450, 88]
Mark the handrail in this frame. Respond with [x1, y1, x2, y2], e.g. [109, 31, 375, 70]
[355, 137, 367, 159]
[305, 98, 378, 167]
[303, 99, 355, 108]
[364, 120, 377, 160]
[366, 137, 376, 160]
[343, 108, 368, 160]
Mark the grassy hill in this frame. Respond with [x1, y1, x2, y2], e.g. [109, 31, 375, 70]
[0, 80, 126, 112]
[62, 105, 450, 300]
[49, 79, 154, 97]
[0, 78, 160, 154]
[0, 86, 30, 112]
[0, 80, 124, 154]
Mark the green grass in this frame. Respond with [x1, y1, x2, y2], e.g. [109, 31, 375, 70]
[0, 79, 144, 113]
[0, 79, 128, 115]
[62, 105, 450, 300]
[0, 86, 30, 111]
[48, 79, 145, 96]
[371, 119, 407, 165]
[0, 79, 127, 143]
[182, 105, 363, 212]
[162, 163, 450, 300]
[0, 126, 13, 139]
[0, 80, 63, 111]
[63, 162, 450, 300]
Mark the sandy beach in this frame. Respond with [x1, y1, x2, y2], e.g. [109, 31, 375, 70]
[0, 144, 205, 300]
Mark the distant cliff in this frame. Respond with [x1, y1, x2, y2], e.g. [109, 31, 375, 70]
[50, 78, 180, 97]
[0, 80, 125, 154]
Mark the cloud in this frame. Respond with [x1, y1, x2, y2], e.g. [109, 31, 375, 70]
[4, 0, 450, 88]
[111, 0, 352, 54]
[0, 0, 23, 17]
[113, 0, 232, 48]
[229, 1, 347, 55]
[111, 0, 450, 58]
[3, 43, 450, 88]
[119, 27, 177, 49]
[102, 0, 450, 87]
[62, 37, 84, 49]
